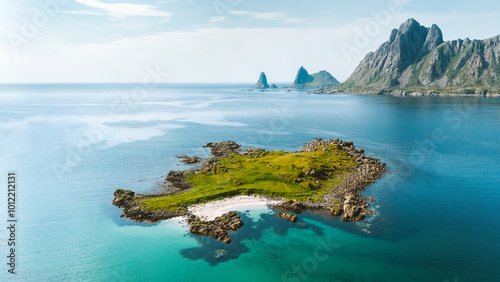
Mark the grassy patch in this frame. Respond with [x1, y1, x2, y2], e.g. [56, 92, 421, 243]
[141, 144, 358, 211]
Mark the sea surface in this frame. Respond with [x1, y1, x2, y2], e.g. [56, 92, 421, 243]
[0, 84, 499, 281]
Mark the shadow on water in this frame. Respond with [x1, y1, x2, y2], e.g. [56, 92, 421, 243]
[297, 207, 414, 242]
[179, 210, 325, 266]
[178, 203, 419, 266]
[110, 206, 161, 227]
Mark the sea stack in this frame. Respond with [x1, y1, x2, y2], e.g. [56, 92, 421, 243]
[253, 72, 270, 89]
[289, 67, 339, 88]
[293, 66, 314, 86]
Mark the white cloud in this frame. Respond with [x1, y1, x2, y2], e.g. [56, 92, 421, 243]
[75, 0, 172, 19]
[209, 16, 226, 22]
[252, 12, 286, 20]
[229, 11, 250, 16]
[61, 11, 104, 16]
[4, 11, 498, 84]
[228, 11, 303, 23]
[0, 26, 392, 83]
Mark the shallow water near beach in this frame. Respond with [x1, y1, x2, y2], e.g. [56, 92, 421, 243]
[0, 84, 499, 281]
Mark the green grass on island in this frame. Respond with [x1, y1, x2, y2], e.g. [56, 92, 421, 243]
[140, 144, 358, 212]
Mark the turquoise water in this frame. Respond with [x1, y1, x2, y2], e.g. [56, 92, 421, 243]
[0, 84, 499, 281]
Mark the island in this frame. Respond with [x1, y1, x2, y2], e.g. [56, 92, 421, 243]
[113, 139, 387, 244]
[252, 72, 279, 89]
[289, 66, 340, 89]
[252, 72, 270, 89]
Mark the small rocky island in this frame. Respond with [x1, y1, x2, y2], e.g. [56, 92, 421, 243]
[113, 139, 387, 243]
[289, 66, 340, 89]
[253, 72, 270, 89]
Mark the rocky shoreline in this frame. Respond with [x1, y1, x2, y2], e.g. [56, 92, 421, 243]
[112, 138, 387, 243]
[314, 88, 500, 97]
[187, 212, 244, 244]
[272, 138, 387, 222]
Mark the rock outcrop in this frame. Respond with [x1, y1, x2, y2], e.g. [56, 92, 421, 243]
[272, 138, 387, 222]
[176, 155, 202, 165]
[333, 18, 500, 95]
[187, 211, 244, 244]
[289, 67, 340, 88]
[112, 189, 245, 243]
[165, 170, 192, 191]
[253, 72, 270, 89]
[277, 200, 307, 214]
[203, 141, 242, 158]
[302, 138, 387, 221]
[340, 193, 373, 222]
[278, 213, 298, 223]
[112, 189, 185, 222]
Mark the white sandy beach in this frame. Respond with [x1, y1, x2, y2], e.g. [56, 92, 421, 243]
[188, 196, 285, 221]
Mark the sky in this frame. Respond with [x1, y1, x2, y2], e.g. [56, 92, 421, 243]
[0, 0, 499, 83]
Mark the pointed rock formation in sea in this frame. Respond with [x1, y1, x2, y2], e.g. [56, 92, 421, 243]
[269, 84, 278, 89]
[293, 66, 314, 86]
[289, 66, 340, 88]
[253, 72, 270, 89]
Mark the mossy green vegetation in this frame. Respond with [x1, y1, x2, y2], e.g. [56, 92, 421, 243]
[141, 144, 357, 212]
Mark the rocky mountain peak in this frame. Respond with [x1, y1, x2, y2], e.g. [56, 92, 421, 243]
[398, 18, 422, 33]
[390, 19, 443, 57]
[422, 24, 444, 54]
[391, 19, 430, 65]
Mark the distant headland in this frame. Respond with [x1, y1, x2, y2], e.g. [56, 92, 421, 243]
[319, 18, 500, 96]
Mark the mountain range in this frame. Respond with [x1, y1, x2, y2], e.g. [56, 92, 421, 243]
[325, 18, 500, 95]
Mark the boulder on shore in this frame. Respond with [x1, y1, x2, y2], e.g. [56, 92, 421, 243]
[188, 211, 244, 244]
[278, 200, 307, 213]
[278, 212, 298, 223]
[176, 155, 202, 164]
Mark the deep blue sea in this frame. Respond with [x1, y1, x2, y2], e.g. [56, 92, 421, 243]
[0, 84, 499, 281]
